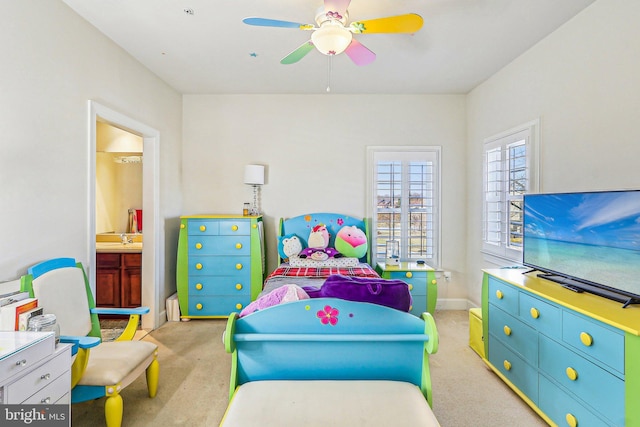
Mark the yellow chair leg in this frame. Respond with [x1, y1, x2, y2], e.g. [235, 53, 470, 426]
[104, 392, 123, 427]
[146, 357, 160, 398]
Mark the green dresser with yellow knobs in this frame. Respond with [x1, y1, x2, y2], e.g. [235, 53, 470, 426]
[177, 215, 264, 318]
[376, 261, 437, 316]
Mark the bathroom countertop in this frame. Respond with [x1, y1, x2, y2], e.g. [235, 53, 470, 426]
[96, 242, 143, 253]
[96, 233, 143, 253]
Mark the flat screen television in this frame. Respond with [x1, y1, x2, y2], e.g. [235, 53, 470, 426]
[523, 189, 640, 308]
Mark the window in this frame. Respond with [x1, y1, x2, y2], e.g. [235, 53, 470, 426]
[367, 147, 441, 268]
[482, 120, 539, 263]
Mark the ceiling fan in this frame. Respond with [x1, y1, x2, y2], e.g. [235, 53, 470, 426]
[242, 0, 424, 66]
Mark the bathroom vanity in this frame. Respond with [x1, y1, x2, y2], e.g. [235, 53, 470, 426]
[95, 234, 143, 309]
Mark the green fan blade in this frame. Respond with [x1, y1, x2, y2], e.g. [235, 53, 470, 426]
[280, 41, 315, 64]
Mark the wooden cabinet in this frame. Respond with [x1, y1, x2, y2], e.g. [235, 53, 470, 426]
[376, 262, 438, 315]
[482, 269, 640, 426]
[176, 215, 264, 318]
[96, 253, 142, 308]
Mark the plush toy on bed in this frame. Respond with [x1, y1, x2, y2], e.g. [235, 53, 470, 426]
[299, 223, 341, 261]
[335, 225, 368, 259]
[278, 234, 303, 262]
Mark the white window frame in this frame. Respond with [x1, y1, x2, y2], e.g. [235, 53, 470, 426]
[366, 146, 441, 268]
[482, 119, 540, 264]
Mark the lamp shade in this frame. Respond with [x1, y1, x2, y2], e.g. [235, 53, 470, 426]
[244, 165, 265, 185]
[311, 22, 353, 55]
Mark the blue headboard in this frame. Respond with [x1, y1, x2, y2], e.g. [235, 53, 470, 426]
[278, 212, 370, 263]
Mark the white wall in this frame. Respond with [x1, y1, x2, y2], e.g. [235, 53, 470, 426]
[0, 1, 183, 306]
[466, 0, 640, 305]
[182, 94, 469, 303]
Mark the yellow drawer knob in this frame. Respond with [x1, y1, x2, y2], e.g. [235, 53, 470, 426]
[195, 243, 203, 250]
[195, 303, 203, 310]
[566, 367, 578, 381]
[503, 360, 512, 371]
[503, 325, 512, 336]
[405, 272, 413, 279]
[408, 284, 413, 291]
[236, 264, 243, 270]
[195, 263, 203, 270]
[180, 223, 185, 229]
[235, 283, 243, 290]
[252, 223, 257, 228]
[530, 307, 540, 319]
[195, 283, 203, 290]
[565, 413, 578, 427]
[236, 243, 242, 249]
[199, 225, 206, 232]
[235, 303, 243, 310]
[496, 290, 504, 299]
[231, 225, 239, 231]
[431, 279, 437, 285]
[580, 332, 593, 347]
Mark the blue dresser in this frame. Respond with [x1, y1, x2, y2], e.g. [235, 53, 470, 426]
[483, 269, 640, 426]
[177, 215, 264, 318]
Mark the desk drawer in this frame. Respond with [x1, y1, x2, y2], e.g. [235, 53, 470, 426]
[21, 370, 70, 404]
[6, 345, 70, 404]
[0, 334, 55, 382]
[562, 311, 624, 374]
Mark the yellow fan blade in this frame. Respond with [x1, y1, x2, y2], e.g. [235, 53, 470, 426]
[352, 13, 423, 34]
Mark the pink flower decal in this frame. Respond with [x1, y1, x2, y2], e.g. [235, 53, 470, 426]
[327, 11, 343, 20]
[317, 305, 339, 326]
[337, 218, 344, 226]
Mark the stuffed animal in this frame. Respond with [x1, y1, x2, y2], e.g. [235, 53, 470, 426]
[278, 234, 303, 261]
[307, 223, 329, 249]
[335, 225, 368, 259]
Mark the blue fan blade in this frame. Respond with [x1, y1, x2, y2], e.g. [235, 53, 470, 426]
[243, 17, 308, 29]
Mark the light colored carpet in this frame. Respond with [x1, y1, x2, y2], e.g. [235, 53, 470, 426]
[73, 310, 548, 427]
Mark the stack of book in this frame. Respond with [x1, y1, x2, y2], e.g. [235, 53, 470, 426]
[0, 291, 42, 331]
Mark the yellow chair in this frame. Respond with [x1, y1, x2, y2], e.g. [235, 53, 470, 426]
[21, 257, 159, 427]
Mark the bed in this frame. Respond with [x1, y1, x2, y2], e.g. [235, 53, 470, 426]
[220, 297, 440, 426]
[219, 213, 440, 426]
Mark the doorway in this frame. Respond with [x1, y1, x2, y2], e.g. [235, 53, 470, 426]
[88, 101, 162, 330]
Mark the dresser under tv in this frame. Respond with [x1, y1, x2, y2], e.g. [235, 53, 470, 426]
[482, 268, 640, 427]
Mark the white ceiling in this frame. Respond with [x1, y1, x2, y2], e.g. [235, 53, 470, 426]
[62, 0, 596, 95]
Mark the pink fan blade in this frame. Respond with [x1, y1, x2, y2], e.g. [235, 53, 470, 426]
[344, 39, 375, 66]
[324, 0, 351, 17]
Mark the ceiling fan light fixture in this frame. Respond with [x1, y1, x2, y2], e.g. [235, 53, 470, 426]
[311, 22, 352, 56]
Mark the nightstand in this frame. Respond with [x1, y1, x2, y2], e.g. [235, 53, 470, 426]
[376, 262, 437, 316]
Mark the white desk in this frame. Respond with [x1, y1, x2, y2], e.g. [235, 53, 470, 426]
[0, 331, 71, 411]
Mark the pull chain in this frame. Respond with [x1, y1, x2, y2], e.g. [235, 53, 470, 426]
[326, 55, 332, 93]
